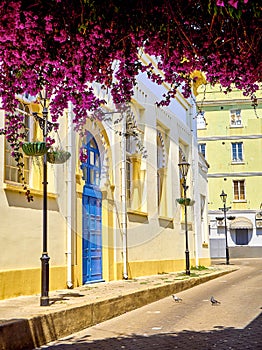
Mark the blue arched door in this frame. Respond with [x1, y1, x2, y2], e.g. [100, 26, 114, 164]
[81, 133, 103, 283]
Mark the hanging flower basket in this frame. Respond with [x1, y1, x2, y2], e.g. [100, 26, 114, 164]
[22, 142, 49, 156]
[176, 198, 195, 206]
[47, 149, 71, 164]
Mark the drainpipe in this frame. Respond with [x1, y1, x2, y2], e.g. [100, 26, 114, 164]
[121, 110, 128, 279]
[66, 101, 73, 288]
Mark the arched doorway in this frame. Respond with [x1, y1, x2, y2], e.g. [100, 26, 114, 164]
[81, 132, 103, 283]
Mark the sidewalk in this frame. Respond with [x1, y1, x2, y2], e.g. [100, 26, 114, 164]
[0, 263, 238, 350]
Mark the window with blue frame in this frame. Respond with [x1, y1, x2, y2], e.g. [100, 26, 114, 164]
[198, 143, 206, 158]
[231, 142, 243, 162]
[81, 133, 101, 188]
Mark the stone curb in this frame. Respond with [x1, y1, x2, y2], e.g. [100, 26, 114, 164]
[0, 269, 236, 350]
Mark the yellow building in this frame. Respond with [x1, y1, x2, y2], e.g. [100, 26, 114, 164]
[0, 73, 210, 300]
[197, 86, 262, 258]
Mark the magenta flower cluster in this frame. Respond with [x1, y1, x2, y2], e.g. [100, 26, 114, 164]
[0, 0, 260, 199]
[216, 0, 249, 8]
[0, 0, 260, 124]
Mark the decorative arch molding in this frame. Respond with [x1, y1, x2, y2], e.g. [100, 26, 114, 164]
[80, 119, 111, 189]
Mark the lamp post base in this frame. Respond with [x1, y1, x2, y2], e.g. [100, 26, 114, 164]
[40, 253, 50, 306]
[226, 247, 230, 265]
[40, 296, 49, 306]
[185, 250, 190, 276]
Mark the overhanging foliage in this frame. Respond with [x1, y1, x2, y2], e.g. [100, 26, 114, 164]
[0, 0, 261, 199]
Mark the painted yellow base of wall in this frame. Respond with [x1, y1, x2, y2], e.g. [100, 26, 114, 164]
[198, 258, 211, 268]
[0, 258, 211, 300]
[72, 264, 83, 288]
[116, 258, 211, 280]
[0, 266, 67, 300]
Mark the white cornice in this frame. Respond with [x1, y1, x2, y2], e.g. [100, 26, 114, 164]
[199, 98, 262, 107]
[198, 135, 262, 141]
[208, 172, 262, 178]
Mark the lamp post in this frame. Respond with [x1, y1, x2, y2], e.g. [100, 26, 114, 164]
[178, 158, 190, 276]
[219, 190, 234, 265]
[32, 90, 55, 306]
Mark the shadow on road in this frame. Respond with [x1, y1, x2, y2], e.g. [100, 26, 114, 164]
[39, 312, 262, 349]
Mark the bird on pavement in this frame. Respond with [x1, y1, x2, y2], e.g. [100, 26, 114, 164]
[172, 294, 182, 302]
[210, 296, 221, 305]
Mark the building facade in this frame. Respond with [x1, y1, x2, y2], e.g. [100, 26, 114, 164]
[197, 86, 262, 259]
[0, 70, 210, 300]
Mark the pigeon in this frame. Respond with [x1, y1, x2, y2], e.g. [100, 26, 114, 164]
[172, 294, 182, 302]
[210, 296, 221, 305]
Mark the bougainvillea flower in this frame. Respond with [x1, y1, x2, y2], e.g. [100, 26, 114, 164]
[0, 0, 260, 200]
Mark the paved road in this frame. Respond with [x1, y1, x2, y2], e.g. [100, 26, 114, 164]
[37, 259, 262, 349]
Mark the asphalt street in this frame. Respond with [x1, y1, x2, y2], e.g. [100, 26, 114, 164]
[36, 259, 262, 350]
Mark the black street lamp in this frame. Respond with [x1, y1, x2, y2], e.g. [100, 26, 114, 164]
[32, 91, 55, 306]
[219, 190, 235, 265]
[178, 158, 190, 276]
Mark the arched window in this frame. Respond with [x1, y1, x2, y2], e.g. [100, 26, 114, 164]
[81, 132, 101, 188]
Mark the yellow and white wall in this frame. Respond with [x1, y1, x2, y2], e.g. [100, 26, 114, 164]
[0, 72, 210, 300]
[0, 104, 71, 299]
[197, 85, 262, 258]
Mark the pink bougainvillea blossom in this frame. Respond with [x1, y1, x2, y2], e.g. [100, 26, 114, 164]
[0, 0, 260, 199]
[228, 0, 239, 8]
[79, 147, 88, 163]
